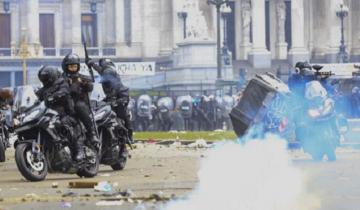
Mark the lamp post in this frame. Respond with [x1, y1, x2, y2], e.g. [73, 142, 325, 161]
[3, 0, 10, 13]
[19, 29, 30, 86]
[336, 3, 349, 63]
[207, 0, 230, 81]
[90, 0, 97, 13]
[178, 11, 188, 39]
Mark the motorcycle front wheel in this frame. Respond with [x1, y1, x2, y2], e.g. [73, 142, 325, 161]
[77, 149, 100, 178]
[110, 146, 128, 171]
[15, 143, 48, 181]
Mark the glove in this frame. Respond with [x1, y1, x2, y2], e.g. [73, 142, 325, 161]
[85, 58, 95, 67]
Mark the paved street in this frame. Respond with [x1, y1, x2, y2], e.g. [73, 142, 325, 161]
[0, 141, 360, 210]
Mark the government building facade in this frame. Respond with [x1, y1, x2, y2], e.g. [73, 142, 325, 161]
[0, 0, 359, 94]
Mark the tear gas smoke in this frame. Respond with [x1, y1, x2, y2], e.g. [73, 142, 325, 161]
[162, 134, 319, 210]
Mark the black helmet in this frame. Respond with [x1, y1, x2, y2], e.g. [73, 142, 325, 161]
[295, 62, 304, 71]
[38, 66, 60, 87]
[99, 58, 115, 68]
[62, 53, 80, 74]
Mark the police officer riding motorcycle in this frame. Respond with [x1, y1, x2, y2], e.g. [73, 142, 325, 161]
[62, 54, 100, 149]
[14, 66, 99, 181]
[86, 58, 133, 144]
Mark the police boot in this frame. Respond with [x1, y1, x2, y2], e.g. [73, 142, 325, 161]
[128, 128, 134, 144]
[87, 130, 101, 149]
[74, 139, 85, 162]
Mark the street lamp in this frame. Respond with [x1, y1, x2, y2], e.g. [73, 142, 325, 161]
[178, 10, 188, 39]
[207, 0, 230, 81]
[3, 0, 10, 13]
[336, 3, 349, 63]
[19, 29, 30, 86]
[90, 0, 97, 13]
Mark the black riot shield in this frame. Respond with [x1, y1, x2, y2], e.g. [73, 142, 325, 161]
[230, 73, 290, 137]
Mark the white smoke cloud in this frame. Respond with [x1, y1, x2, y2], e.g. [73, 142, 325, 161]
[163, 134, 320, 210]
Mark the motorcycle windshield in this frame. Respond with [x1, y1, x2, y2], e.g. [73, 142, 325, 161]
[157, 97, 174, 111]
[13, 86, 39, 114]
[90, 83, 106, 102]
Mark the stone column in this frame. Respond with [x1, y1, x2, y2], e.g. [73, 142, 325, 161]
[269, 0, 277, 60]
[55, 5, 62, 56]
[249, 0, 271, 68]
[238, 0, 252, 60]
[325, 0, 343, 62]
[159, 0, 173, 56]
[114, 0, 125, 56]
[26, 0, 42, 57]
[71, 0, 82, 56]
[288, 0, 309, 66]
[275, 0, 288, 60]
[351, 0, 360, 61]
[10, 3, 20, 57]
[234, 0, 242, 60]
[172, 0, 183, 47]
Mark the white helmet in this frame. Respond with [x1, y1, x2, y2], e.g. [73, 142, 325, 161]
[305, 81, 327, 100]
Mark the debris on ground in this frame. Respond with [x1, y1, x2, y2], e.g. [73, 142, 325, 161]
[112, 182, 119, 188]
[100, 173, 111, 177]
[52, 182, 59, 188]
[94, 181, 112, 192]
[60, 201, 72, 208]
[171, 141, 182, 147]
[95, 200, 124, 206]
[24, 193, 40, 201]
[187, 139, 210, 148]
[62, 191, 78, 197]
[147, 139, 157, 144]
[119, 189, 135, 197]
[149, 191, 164, 201]
[69, 181, 98, 189]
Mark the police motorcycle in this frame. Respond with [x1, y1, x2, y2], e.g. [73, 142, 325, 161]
[176, 95, 193, 130]
[136, 94, 152, 131]
[14, 90, 99, 181]
[90, 84, 130, 170]
[0, 89, 13, 162]
[0, 106, 12, 162]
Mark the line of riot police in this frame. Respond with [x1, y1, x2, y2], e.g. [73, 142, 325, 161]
[128, 93, 237, 132]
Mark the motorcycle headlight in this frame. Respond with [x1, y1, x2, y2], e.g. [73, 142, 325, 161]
[95, 110, 106, 121]
[23, 109, 41, 123]
[13, 118, 20, 127]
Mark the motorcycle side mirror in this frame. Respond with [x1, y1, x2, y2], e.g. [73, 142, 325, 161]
[312, 64, 323, 71]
